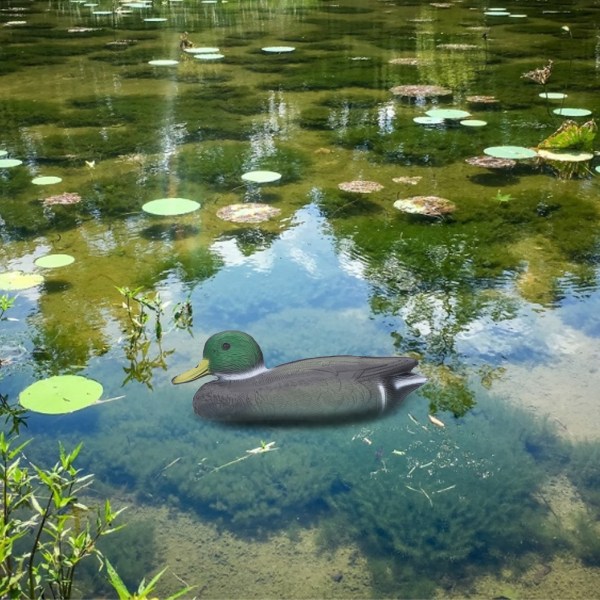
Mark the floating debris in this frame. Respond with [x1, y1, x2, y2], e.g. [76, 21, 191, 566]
[43, 192, 82, 206]
[338, 180, 384, 193]
[465, 155, 516, 169]
[466, 95, 499, 107]
[428, 414, 446, 427]
[390, 84, 452, 99]
[216, 203, 281, 223]
[68, 26, 101, 33]
[394, 195, 456, 217]
[392, 176, 422, 185]
[437, 43, 479, 50]
[521, 60, 553, 85]
[388, 57, 420, 66]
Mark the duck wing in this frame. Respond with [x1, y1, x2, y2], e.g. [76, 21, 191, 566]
[194, 356, 425, 422]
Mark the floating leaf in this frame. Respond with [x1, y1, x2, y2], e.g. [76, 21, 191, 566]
[413, 116, 444, 125]
[194, 53, 224, 60]
[0, 158, 23, 168]
[539, 92, 567, 100]
[217, 203, 281, 223]
[465, 155, 516, 169]
[142, 198, 200, 216]
[466, 95, 499, 106]
[0, 270, 44, 290]
[426, 108, 471, 120]
[32, 176, 62, 185]
[460, 119, 487, 127]
[0, 150, 7, 158]
[262, 46, 295, 53]
[393, 196, 455, 217]
[185, 47, 220, 54]
[148, 59, 179, 66]
[241, 170, 282, 184]
[390, 84, 452, 99]
[338, 180, 384, 193]
[552, 108, 592, 118]
[537, 150, 593, 162]
[19, 375, 103, 414]
[34, 254, 75, 268]
[483, 146, 537, 159]
[43, 192, 82, 206]
[144, 17, 167, 21]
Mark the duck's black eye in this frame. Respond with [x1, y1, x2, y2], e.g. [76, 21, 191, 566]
[222, 342, 231, 350]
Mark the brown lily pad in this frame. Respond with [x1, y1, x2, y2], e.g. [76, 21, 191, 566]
[392, 176, 422, 185]
[393, 196, 456, 217]
[390, 85, 452, 99]
[338, 180, 384, 193]
[465, 155, 516, 169]
[43, 192, 82, 207]
[437, 43, 479, 50]
[216, 203, 281, 223]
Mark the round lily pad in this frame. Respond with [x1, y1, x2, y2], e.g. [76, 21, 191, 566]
[0, 150, 7, 158]
[142, 197, 200, 216]
[484, 145, 537, 160]
[460, 119, 487, 127]
[393, 196, 456, 217]
[34, 254, 75, 268]
[92, 10, 113, 15]
[413, 116, 444, 125]
[509, 13, 528, 18]
[426, 108, 471, 120]
[338, 180, 384, 193]
[19, 375, 103, 414]
[32, 175, 62, 185]
[539, 92, 567, 100]
[144, 17, 167, 21]
[241, 170, 282, 184]
[390, 84, 452, 99]
[194, 53, 224, 60]
[0, 270, 44, 290]
[262, 46, 295, 53]
[0, 158, 23, 168]
[595, 166, 600, 174]
[185, 47, 220, 54]
[148, 59, 179, 66]
[217, 203, 281, 223]
[552, 108, 592, 117]
[465, 155, 516, 169]
[537, 149, 593, 162]
[484, 10, 510, 15]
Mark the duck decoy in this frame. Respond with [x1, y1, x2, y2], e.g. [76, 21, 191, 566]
[172, 330, 426, 423]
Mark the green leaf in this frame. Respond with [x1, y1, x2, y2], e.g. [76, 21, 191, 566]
[105, 559, 131, 600]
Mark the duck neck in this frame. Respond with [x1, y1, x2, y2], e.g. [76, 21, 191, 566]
[216, 364, 268, 381]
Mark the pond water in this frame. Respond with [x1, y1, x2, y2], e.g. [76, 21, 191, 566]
[2, 0, 600, 597]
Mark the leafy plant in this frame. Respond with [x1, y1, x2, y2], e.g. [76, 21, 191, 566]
[0, 294, 15, 321]
[494, 190, 514, 203]
[0, 426, 125, 598]
[105, 559, 194, 600]
[538, 119, 596, 152]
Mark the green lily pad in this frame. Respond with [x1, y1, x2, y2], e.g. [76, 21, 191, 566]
[426, 108, 471, 120]
[194, 53, 224, 60]
[0, 270, 44, 290]
[484, 10, 510, 15]
[144, 17, 167, 21]
[241, 170, 282, 184]
[34, 254, 75, 268]
[509, 13, 527, 17]
[185, 47, 220, 54]
[460, 119, 487, 127]
[142, 197, 200, 216]
[552, 108, 592, 117]
[539, 92, 567, 100]
[32, 176, 62, 185]
[595, 166, 600, 174]
[0, 158, 23, 168]
[92, 10, 113, 15]
[413, 116, 444, 125]
[484, 145, 537, 159]
[148, 59, 179, 66]
[0, 150, 7, 158]
[19, 375, 103, 414]
[262, 46, 295, 53]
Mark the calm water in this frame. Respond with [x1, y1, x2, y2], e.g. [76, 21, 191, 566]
[2, 0, 600, 597]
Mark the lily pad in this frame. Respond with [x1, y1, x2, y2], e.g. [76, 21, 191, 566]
[465, 155, 516, 169]
[552, 108, 592, 118]
[460, 119, 487, 127]
[539, 92, 567, 100]
[194, 53, 225, 60]
[426, 108, 471, 120]
[185, 47, 220, 54]
[0, 150, 7, 158]
[0, 158, 23, 168]
[32, 176, 62, 185]
[148, 59, 179, 66]
[413, 116, 444, 125]
[43, 192, 81, 206]
[262, 46, 295, 53]
[595, 166, 600, 174]
[217, 203, 281, 223]
[466, 95, 499, 106]
[241, 170, 282, 184]
[484, 145, 537, 160]
[338, 180, 384, 193]
[19, 375, 103, 414]
[484, 10, 510, 15]
[0, 270, 44, 290]
[393, 196, 456, 217]
[537, 149, 593, 162]
[92, 10, 113, 15]
[34, 254, 75, 268]
[144, 17, 167, 21]
[142, 198, 200, 216]
[390, 85, 452, 99]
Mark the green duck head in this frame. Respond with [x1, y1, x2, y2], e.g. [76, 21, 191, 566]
[172, 330, 265, 383]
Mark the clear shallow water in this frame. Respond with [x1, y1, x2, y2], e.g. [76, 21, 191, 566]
[2, 0, 600, 597]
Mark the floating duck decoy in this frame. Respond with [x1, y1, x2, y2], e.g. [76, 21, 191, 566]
[172, 330, 427, 423]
